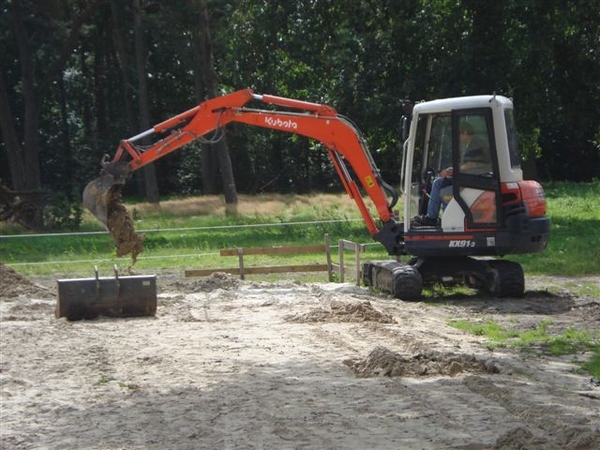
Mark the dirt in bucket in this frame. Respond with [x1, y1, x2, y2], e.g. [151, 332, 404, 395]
[105, 188, 144, 267]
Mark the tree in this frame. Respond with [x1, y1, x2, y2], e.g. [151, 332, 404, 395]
[0, 0, 106, 229]
[194, 0, 237, 204]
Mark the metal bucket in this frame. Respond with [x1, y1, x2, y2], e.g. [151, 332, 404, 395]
[56, 266, 157, 320]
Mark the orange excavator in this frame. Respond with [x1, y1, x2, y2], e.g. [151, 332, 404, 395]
[83, 89, 550, 299]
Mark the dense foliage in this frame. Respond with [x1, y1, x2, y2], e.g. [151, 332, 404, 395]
[1, 0, 599, 226]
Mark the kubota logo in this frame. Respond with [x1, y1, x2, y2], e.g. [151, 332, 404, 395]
[265, 116, 298, 129]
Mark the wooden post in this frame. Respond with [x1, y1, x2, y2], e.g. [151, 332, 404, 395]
[354, 241, 361, 286]
[338, 240, 345, 282]
[237, 247, 245, 280]
[336, 239, 365, 286]
[324, 233, 333, 281]
[355, 242, 366, 286]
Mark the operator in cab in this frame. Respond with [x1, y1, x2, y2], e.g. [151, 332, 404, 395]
[412, 121, 492, 227]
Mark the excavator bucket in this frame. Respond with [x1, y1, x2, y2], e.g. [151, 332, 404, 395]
[83, 161, 131, 226]
[83, 161, 144, 263]
[56, 266, 157, 320]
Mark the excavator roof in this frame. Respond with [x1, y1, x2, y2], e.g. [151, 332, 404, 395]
[413, 94, 513, 114]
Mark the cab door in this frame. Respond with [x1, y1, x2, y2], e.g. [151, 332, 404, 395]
[406, 113, 453, 220]
[442, 109, 501, 231]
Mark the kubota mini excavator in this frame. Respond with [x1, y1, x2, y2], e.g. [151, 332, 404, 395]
[83, 89, 550, 299]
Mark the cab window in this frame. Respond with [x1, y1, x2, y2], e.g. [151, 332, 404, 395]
[456, 114, 493, 176]
[428, 115, 452, 172]
[504, 109, 521, 168]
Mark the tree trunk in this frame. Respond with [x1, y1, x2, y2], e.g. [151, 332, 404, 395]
[91, 19, 113, 159]
[0, 70, 25, 189]
[110, 0, 159, 203]
[133, 0, 160, 204]
[57, 75, 74, 199]
[109, 0, 136, 134]
[196, 0, 238, 205]
[10, 3, 42, 194]
[5, 3, 45, 228]
[191, 3, 217, 195]
[109, 0, 141, 197]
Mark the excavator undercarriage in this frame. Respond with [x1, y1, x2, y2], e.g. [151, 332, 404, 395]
[363, 256, 525, 300]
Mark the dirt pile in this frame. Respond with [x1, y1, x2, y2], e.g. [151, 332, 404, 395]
[0, 262, 48, 298]
[345, 346, 500, 378]
[160, 272, 241, 294]
[287, 300, 395, 323]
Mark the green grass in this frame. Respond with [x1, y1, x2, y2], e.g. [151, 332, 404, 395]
[581, 347, 600, 378]
[448, 318, 600, 377]
[562, 281, 600, 298]
[0, 193, 383, 278]
[449, 318, 521, 345]
[0, 182, 599, 278]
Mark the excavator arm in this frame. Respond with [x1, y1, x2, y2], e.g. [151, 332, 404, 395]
[83, 89, 404, 257]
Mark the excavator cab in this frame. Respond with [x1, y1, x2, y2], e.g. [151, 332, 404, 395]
[387, 95, 551, 297]
[408, 110, 498, 234]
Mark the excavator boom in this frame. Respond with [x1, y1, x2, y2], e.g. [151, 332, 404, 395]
[83, 89, 404, 259]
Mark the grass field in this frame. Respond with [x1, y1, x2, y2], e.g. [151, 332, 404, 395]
[1, 182, 598, 279]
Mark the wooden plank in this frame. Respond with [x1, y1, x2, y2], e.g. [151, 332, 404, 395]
[185, 268, 242, 277]
[184, 268, 241, 277]
[185, 263, 330, 278]
[220, 245, 326, 256]
[187, 235, 336, 280]
[246, 264, 329, 274]
[339, 239, 366, 252]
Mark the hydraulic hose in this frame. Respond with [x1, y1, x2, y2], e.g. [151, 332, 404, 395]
[380, 178, 399, 210]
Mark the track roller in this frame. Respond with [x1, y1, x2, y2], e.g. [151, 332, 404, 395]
[485, 260, 525, 298]
[363, 260, 423, 301]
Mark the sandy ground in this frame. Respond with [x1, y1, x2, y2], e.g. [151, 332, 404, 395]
[1, 264, 599, 450]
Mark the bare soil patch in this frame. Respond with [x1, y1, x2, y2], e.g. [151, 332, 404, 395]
[1, 270, 599, 449]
